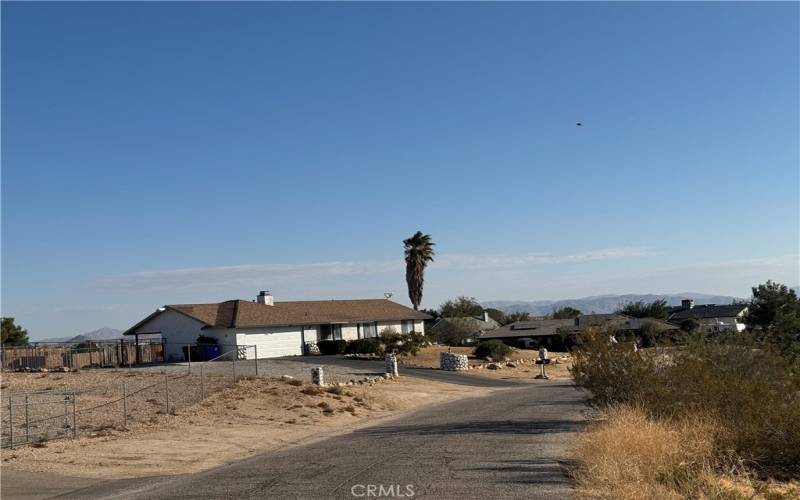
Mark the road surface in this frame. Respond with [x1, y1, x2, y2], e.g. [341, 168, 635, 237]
[54, 378, 587, 500]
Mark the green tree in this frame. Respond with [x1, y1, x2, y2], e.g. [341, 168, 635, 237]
[484, 308, 506, 325]
[403, 231, 435, 310]
[617, 299, 669, 320]
[439, 296, 483, 318]
[504, 311, 531, 324]
[551, 306, 582, 319]
[435, 318, 476, 346]
[1, 317, 29, 346]
[745, 281, 800, 362]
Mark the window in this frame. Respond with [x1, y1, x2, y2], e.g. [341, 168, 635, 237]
[319, 324, 342, 341]
[359, 322, 377, 338]
[401, 320, 414, 334]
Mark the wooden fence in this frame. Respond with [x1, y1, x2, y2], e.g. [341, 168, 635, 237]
[0, 342, 165, 371]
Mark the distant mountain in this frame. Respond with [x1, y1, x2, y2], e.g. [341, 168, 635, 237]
[38, 327, 124, 344]
[483, 293, 744, 316]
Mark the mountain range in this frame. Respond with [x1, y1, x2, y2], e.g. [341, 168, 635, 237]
[38, 327, 124, 344]
[482, 293, 745, 316]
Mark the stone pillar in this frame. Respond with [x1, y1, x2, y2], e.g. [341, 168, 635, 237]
[311, 367, 324, 386]
[385, 353, 399, 377]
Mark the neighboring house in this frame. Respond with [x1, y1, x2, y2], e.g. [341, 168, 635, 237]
[480, 313, 678, 349]
[667, 299, 748, 333]
[428, 312, 500, 344]
[124, 291, 430, 361]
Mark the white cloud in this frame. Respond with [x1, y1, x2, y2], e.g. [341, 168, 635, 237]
[88, 247, 651, 291]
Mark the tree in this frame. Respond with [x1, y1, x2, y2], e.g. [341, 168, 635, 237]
[435, 318, 476, 346]
[403, 231, 435, 310]
[484, 308, 506, 325]
[504, 311, 531, 324]
[1, 317, 29, 346]
[745, 281, 800, 362]
[551, 306, 582, 319]
[439, 296, 483, 318]
[617, 299, 669, 320]
[420, 308, 441, 320]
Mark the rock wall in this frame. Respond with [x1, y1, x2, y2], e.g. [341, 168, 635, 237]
[440, 351, 469, 371]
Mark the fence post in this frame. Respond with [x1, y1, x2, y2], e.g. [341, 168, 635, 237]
[24, 394, 30, 444]
[122, 382, 128, 428]
[187, 344, 191, 374]
[165, 375, 170, 414]
[200, 365, 205, 399]
[9, 396, 14, 449]
[72, 392, 77, 438]
[232, 352, 236, 382]
[254, 345, 258, 376]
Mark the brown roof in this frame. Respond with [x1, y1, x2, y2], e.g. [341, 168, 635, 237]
[126, 299, 430, 334]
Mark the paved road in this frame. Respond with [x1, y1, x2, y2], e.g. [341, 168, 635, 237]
[60, 379, 587, 500]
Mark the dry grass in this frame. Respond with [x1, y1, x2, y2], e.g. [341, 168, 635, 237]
[574, 406, 800, 500]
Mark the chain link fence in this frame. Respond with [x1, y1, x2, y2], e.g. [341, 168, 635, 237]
[0, 345, 260, 449]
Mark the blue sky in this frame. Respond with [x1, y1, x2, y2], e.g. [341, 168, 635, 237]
[2, 2, 798, 339]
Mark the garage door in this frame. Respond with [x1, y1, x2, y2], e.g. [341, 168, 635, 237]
[237, 329, 303, 358]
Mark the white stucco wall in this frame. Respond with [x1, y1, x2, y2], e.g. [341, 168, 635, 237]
[130, 309, 207, 361]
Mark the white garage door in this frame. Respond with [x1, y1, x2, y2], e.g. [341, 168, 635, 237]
[238, 329, 303, 358]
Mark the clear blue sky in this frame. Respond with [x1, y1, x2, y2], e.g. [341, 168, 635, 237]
[2, 2, 798, 339]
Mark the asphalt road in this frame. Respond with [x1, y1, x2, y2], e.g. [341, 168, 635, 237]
[60, 379, 588, 500]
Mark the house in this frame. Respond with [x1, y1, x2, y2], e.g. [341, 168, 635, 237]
[667, 299, 748, 333]
[124, 291, 430, 361]
[428, 312, 500, 344]
[480, 313, 678, 349]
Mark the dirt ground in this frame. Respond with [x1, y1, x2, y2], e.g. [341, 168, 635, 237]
[465, 356, 572, 381]
[1, 374, 491, 479]
[398, 346, 573, 380]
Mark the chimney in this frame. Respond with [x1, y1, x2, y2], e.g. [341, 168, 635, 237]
[257, 291, 274, 306]
[681, 299, 694, 310]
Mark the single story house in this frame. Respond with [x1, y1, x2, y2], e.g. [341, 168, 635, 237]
[124, 291, 430, 361]
[480, 313, 678, 349]
[428, 312, 500, 344]
[667, 299, 748, 333]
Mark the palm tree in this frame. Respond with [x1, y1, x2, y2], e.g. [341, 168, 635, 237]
[403, 231, 435, 310]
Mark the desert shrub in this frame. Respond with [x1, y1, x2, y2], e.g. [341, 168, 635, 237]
[571, 328, 800, 477]
[285, 378, 303, 387]
[316, 339, 348, 355]
[345, 338, 385, 356]
[379, 330, 429, 356]
[474, 340, 513, 360]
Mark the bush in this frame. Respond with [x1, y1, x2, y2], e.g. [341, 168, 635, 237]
[316, 339, 348, 355]
[345, 338, 385, 356]
[570, 328, 800, 477]
[379, 330, 429, 356]
[474, 340, 513, 360]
